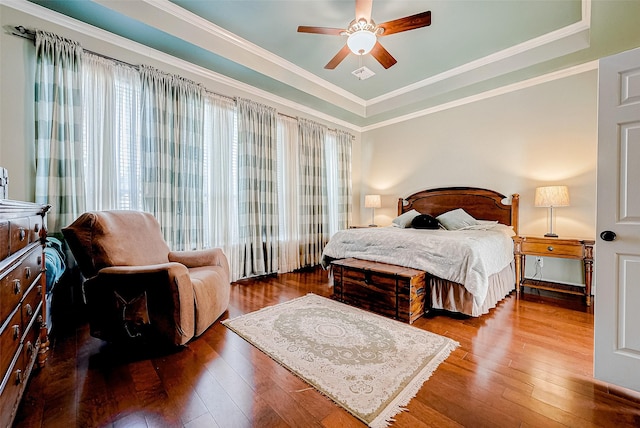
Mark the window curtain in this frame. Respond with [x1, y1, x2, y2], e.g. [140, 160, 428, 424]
[276, 115, 301, 273]
[82, 53, 142, 211]
[204, 93, 243, 281]
[34, 30, 86, 233]
[139, 66, 206, 250]
[298, 118, 328, 267]
[236, 98, 279, 277]
[326, 129, 353, 236]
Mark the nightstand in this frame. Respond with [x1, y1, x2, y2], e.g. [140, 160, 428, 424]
[513, 236, 595, 305]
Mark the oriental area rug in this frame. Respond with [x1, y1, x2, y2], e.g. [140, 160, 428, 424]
[222, 293, 459, 428]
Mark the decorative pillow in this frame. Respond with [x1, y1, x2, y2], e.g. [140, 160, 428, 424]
[411, 214, 440, 229]
[392, 209, 421, 228]
[436, 208, 479, 230]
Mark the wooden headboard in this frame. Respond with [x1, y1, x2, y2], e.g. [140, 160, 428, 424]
[398, 187, 519, 235]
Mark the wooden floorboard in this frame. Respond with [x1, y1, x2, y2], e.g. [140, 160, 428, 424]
[13, 266, 640, 427]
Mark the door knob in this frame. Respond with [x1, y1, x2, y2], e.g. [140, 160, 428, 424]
[600, 230, 616, 241]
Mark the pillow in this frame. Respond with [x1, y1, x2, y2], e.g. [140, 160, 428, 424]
[392, 209, 421, 228]
[411, 214, 440, 229]
[436, 208, 479, 230]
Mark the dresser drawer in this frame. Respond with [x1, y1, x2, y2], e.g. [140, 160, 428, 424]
[0, 344, 26, 428]
[28, 215, 44, 243]
[0, 307, 22, 379]
[520, 240, 584, 258]
[22, 282, 44, 334]
[8, 217, 30, 255]
[0, 220, 8, 261]
[0, 246, 40, 323]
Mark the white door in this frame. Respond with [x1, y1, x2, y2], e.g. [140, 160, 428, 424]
[594, 46, 640, 392]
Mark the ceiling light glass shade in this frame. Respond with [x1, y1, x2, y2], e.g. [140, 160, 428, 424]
[347, 30, 377, 55]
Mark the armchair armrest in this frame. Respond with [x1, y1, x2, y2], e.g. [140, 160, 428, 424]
[169, 248, 230, 279]
[85, 262, 195, 346]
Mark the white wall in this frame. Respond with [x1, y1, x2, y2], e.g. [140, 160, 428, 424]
[359, 70, 598, 284]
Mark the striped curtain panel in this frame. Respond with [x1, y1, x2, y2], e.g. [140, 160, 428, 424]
[298, 118, 328, 267]
[34, 30, 86, 233]
[331, 129, 353, 233]
[139, 66, 206, 250]
[236, 98, 279, 277]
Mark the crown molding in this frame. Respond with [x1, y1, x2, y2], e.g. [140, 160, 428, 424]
[361, 61, 599, 132]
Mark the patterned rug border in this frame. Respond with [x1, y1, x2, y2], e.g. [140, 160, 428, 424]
[223, 293, 459, 428]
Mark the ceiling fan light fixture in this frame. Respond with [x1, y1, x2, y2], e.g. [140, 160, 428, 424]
[347, 30, 376, 55]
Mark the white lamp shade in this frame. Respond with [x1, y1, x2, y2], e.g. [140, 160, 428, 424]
[534, 186, 570, 207]
[347, 30, 376, 55]
[364, 194, 381, 208]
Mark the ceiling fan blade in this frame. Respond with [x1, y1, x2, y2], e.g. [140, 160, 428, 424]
[378, 11, 431, 36]
[370, 41, 397, 69]
[325, 45, 351, 69]
[297, 26, 344, 36]
[355, 0, 373, 22]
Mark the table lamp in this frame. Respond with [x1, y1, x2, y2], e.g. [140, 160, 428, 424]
[364, 194, 381, 227]
[534, 185, 570, 237]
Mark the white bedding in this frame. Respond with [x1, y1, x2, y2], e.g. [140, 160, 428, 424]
[321, 224, 515, 306]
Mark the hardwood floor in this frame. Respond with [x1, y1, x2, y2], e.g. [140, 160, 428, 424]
[13, 267, 640, 427]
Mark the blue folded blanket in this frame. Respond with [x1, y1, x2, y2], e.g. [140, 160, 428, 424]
[45, 237, 66, 293]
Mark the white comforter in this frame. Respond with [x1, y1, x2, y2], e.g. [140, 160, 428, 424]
[321, 225, 515, 306]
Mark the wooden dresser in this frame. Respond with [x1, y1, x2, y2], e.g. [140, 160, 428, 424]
[0, 200, 50, 428]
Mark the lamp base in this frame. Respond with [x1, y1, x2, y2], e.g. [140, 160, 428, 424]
[544, 232, 558, 238]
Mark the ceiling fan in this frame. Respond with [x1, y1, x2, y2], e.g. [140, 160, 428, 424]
[297, 0, 432, 70]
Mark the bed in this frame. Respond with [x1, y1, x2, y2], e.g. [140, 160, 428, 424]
[322, 187, 520, 317]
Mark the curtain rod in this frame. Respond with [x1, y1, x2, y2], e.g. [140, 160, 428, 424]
[10, 26, 353, 137]
[10, 25, 236, 102]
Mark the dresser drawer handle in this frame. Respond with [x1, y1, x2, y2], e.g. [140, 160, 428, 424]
[13, 279, 21, 294]
[15, 369, 23, 385]
[547, 246, 554, 252]
[19, 227, 26, 241]
[34, 223, 40, 233]
[12, 324, 20, 339]
[26, 341, 34, 355]
[37, 255, 42, 265]
[25, 266, 31, 279]
[37, 285, 43, 295]
[26, 303, 33, 317]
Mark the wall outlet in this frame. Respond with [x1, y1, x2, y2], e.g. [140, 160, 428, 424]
[535, 257, 543, 267]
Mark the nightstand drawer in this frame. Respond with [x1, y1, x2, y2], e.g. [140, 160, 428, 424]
[520, 241, 584, 258]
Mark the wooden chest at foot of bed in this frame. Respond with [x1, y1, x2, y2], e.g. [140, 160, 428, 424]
[331, 258, 427, 324]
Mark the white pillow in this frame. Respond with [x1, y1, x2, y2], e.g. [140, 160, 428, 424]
[392, 209, 421, 228]
[436, 208, 479, 230]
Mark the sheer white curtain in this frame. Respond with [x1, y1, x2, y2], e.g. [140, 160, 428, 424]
[276, 115, 301, 273]
[204, 93, 243, 280]
[34, 30, 86, 233]
[83, 53, 142, 211]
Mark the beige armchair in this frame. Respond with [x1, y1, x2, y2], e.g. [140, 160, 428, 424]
[62, 210, 230, 346]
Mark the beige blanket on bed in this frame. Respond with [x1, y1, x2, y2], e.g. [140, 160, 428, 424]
[321, 225, 514, 306]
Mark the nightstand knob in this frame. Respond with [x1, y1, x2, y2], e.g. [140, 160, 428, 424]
[600, 230, 616, 241]
[547, 246, 554, 252]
